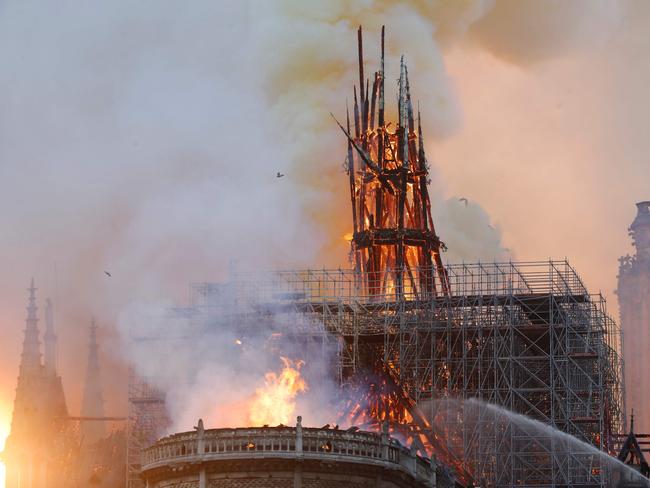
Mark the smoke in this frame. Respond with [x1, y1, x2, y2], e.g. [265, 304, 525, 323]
[122, 292, 342, 432]
[256, 1, 512, 263]
[470, 0, 623, 63]
[0, 0, 642, 433]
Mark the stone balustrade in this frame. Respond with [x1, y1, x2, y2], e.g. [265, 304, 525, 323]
[141, 417, 442, 488]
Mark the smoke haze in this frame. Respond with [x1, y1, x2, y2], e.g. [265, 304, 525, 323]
[0, 0, 647, 432]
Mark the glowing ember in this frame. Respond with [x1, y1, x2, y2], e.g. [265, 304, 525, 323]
[248, 357, 307, 426]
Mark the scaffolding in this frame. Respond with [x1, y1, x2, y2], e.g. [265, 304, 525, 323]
[126, 370, 168, 488]
[126, 25, 624, 487]
[184, 260, 624, 487]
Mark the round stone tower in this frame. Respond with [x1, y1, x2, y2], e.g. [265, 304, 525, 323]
[618, 201, 650, 432]
[141, 417, 449, 488]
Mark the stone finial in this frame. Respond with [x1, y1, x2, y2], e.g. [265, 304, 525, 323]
[195, 418, 205, 456]
[296, 415, 303, 454]
[380, 422, 390, 460]
[195, 418, 205, 436]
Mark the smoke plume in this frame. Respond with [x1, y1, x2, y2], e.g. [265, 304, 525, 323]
[0, 0, 644, 433]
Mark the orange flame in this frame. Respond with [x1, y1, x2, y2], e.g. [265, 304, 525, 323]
[248, 357, 307, 426]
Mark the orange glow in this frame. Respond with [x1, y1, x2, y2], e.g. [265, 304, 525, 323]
[339, 375, 473, 486]
[343, 232, 353, 241]
[248, 358, 307, 426]
[0, 399, 11, 488]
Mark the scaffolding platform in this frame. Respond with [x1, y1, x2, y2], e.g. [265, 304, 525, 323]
[128, 260, 624, 488]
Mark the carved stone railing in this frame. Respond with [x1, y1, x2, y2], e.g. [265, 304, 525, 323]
[142, 417, 438, 487]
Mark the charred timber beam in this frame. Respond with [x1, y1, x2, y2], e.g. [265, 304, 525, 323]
[331, 113, 395, 195]
[352, 229, 443, 247]
[346, 105, 358, 233]
[358, 26, 364, 107]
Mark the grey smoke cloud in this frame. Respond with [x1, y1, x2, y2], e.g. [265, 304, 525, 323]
[470, 0, 623, 63]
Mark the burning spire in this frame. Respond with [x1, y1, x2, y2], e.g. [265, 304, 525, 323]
[335, 26, 449, 299]
[332, 28, 472, 485]
[81, 317, 105, 444]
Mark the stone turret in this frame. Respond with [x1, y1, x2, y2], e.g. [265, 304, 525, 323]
[5, 279, 69, 488]
[18, 279, 41, 376]
[80, 318, 105, 444]
[43, 298, 57, 376]
[618, 201, 650, 433]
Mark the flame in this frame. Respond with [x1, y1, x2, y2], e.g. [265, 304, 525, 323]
[343, 232, 353, 241]
[338, 373, 473, 486]
[386, 282, 395, 295]
[248, 357, 307, 426]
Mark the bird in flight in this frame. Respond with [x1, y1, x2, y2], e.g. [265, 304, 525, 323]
[104, 271, 112, 277]
[276, 172, 284, 178]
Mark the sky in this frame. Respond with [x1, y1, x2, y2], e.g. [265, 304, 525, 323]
[437, 4, 650, 303]
[0, 0, 649, 468]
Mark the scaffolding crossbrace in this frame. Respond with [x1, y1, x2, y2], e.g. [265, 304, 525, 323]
[127, 260, 624, 487]
[126, 369, 168, 488]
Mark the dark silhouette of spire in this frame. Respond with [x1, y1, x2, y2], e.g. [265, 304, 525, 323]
[43, 298, 57, 376]
[81, 317, 105, 444]
[617, 408, 650, 478]
[19, 278, 42, 376]
[6, 279, 69, 488]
